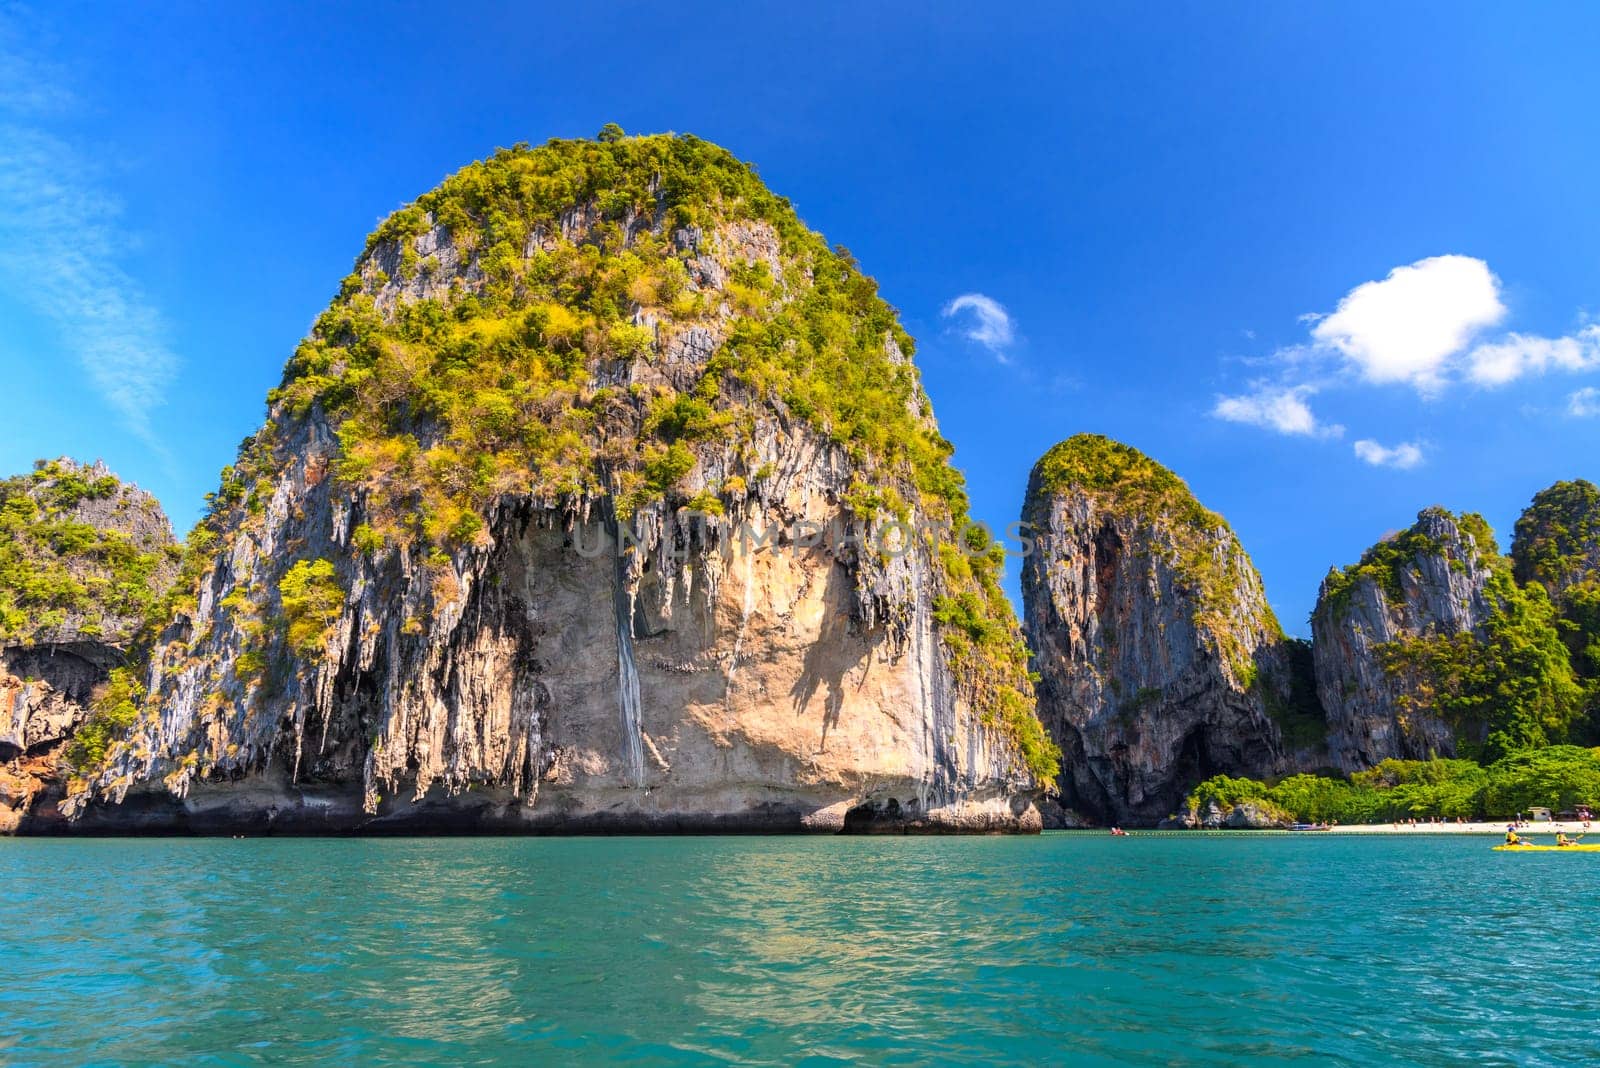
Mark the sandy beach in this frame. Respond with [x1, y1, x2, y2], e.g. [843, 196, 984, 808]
[1319, 820, 1597, 836]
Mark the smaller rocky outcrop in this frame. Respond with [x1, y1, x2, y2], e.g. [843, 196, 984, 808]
[1161, 797, 1291, 830]
[1311, 508, 1496, 769]
[1021, 435, 1313, 826]
[0, 459, 179, 832]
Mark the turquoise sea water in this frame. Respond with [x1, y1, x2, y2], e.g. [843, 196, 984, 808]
[2, 834, 1596, 1066]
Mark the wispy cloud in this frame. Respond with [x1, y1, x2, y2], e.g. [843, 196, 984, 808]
[1353, 439, 1425, 470]
[942, 292, 1015, 363]
[1212, 383, 1343, 438]
[1467, 326, 1600, 387]
[1569, 386, 1600, 418]
[0, 14, 176, 445]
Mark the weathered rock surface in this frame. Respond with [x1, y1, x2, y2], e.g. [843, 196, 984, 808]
[1311, 508, 1496, 770]
[1020, 435, 1308, 826]
[0, 460, 177, 831]
[61, 135, 1046, 834]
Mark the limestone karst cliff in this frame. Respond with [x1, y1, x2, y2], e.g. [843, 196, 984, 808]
[1312, 507, 1582, 769]
[1511, 480, 1600, 735]
[0, 460, 178, 831]
[1019, 435, 1316, 825]
[59, 133, 1055, 834]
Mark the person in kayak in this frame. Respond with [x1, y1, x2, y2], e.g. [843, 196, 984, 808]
[1556, 833, 1575, 847]
[1505, 827, 1523, 846]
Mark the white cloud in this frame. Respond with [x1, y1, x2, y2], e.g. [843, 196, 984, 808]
[1353, 439, 1425, 470]
[0, 22, 175, 445]
[1466, 326, 1600, 387]
[1309, 255, 1505, 393]
[1569, 387, 1600, 418]
[1211, 384, 1343, 438]
[942, 292, 1015, 362]
[1215, 255, 1600, 454]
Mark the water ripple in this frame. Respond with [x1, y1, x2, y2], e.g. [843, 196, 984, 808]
[2, 835, 1598, 1065]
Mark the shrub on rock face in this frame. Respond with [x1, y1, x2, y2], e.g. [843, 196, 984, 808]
[278, 559, 345, 660]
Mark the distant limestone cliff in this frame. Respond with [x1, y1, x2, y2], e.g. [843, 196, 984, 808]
[1019, 435, 1319, 825]
[57, 132, 1055, 834]
[1, 460, 178, 831]
[1312, 506, 1584, 769]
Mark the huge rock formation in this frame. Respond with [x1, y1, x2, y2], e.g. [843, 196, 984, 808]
[0, 460, 178, 831]
[1312, 506, 1583, 768]
[1020, 435, 1313, 825]
[61, 132, 1053, 834]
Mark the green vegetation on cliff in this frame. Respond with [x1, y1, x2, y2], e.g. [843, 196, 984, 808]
[65, 667, 144, 770]
[1034, 434, 1223, 535]
[278, 559, 346, 660]
[270, 132, 952, 539]
[1512, 480, 1600, 593]
[1188, 747, 1600, 823]
[1377, 569, 1583, 760]
[0, 460, 178, 645]
[1512, 480, 1600, 733]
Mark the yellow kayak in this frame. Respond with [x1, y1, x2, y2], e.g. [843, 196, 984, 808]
[1493, 843, 1600, 852]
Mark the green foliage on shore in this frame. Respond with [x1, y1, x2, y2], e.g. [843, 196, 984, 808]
[1182, 774, 1295, 823]
[0, 460, 176, 645]
[1188, 747, 1600, 823]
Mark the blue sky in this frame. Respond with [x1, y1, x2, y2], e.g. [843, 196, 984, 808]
[2, 2, 1597, 634]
